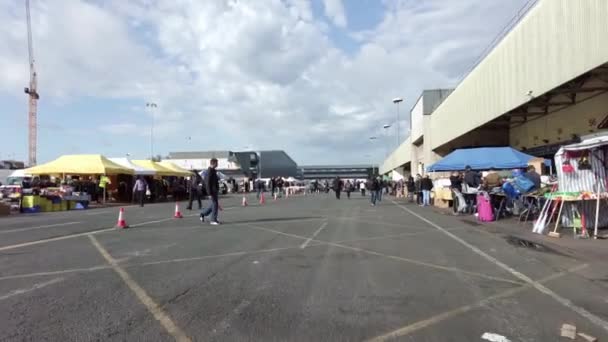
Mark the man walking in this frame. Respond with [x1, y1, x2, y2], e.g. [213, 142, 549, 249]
[256, 178, 263, 199]
[186, 171, 203, 210]
[200, 158, 221, 225]
[369, 177, 379, 206]
[270, 177, 276, 198]
[333, 176, 343, 199]
[132, 176, 148, 207]
[345, 180, 352, 199]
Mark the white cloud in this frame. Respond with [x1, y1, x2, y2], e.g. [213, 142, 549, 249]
[0, 0, 533, 164]
[322, 0, 347, 28]
[99, 123, 138, 135]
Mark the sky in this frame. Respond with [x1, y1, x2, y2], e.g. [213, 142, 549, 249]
[0, 0, 533, 165]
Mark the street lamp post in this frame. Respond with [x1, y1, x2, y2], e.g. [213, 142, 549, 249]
[383, 124, 391, 158]
[146, 102, 157, 160]
[392, 97, 403, 148]
[369, 136, 377, 177]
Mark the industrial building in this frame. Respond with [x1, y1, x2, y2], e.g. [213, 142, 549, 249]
[167, 150, 299, 178]
[299, 165, 375, 180]
[381, 0, 608, 178]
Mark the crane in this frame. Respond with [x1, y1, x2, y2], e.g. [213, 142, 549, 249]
[24, 0, 39, 166]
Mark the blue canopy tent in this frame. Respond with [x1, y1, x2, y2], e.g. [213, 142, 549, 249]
[427, 147, 543, 172]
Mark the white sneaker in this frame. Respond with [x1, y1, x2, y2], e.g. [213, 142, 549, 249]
[210, 221, 220, 226]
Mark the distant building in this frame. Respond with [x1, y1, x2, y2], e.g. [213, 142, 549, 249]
[299, 165, 376, 180]
[0, 160, 26, 169]
[167, 150, 298, 178]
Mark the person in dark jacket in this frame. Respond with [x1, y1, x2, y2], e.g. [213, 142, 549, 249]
[414, 174, 422, 205]
[200, 158, 220, 225]
[450, 172, 463, 192]
[463, 166, 481, 189]
[270, 177, 276, 197]
[406, 176, 415, 202]
[187, 171, 203, 210]
[420, 174, 433, 207]
[333, 176, 343, 199]
[524, 165, 541, 190]
[368, 177, 379, 206]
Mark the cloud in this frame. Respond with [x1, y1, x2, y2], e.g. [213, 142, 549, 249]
[99, 123, 138, 135]
[322, 0, 347, 28]
[0, 0, 533, 164]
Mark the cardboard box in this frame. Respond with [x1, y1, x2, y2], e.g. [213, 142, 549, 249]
[0, 203, 10, 216]
[434, 198, 451, 209]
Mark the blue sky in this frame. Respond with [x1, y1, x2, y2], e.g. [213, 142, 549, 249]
[0, 0, 533, 165]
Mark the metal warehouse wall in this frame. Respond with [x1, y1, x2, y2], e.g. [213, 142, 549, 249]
[380, 137, 411, 174]
[429, 0, 608, 150]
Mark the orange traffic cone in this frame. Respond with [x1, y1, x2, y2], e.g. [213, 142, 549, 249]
[116, 207, 128, 228]
[259, 193, 265, 205]
[173, 202, 183, 219]
[242, 196, 248, 207]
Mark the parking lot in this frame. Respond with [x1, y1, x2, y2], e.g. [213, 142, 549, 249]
[0, 194, 607, 341]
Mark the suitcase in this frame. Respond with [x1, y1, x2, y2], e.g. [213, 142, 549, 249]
[477, 193, 494, 222]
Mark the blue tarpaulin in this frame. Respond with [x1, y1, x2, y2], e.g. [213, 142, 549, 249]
[427, 147, 539, 171]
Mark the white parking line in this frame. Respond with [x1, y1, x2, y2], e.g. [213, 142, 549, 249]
[244, 223, 523, 286]
[0, 244, 323, 282]
[392, 200, 608, 334]
[133, 245, 314, 267]
[0, 221, 82, 234]
[88, 235, 191, 342]
[300, 221, 328, 249]
[367, 263, 590, 342]
[0, 215, 203, 252]
[0, 265, 111, 281]
[0, 277, 65, 301]
[0, 228, 115, 252]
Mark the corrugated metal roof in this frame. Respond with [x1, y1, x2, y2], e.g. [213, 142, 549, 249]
[430, 0, 608, 150]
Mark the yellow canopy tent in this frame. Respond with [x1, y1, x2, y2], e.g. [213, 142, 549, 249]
[25, 154, 134, 175]
[158, 161, 192, 176]
[132, 160, 187, 177]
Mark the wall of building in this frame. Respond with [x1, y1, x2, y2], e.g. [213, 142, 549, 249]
[169, 158, 238, 171]
[380, 137, 411, 174]
[510, 92, 608, 151]
[410, 96, 424, 143]
[430, 0, 608, 150]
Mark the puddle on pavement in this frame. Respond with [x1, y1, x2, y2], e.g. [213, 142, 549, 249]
[461, 220, 481, 227]
[504, 235, 566, 256]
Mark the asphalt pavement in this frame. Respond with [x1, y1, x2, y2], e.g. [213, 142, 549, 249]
[0, 193, 607, 341]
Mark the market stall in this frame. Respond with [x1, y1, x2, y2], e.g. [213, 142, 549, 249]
[426, 147, 550, 219]
[132, 160, 190, 202]
[553, 133, 608, 238]
[157, 161, 191, 176]
[23, 154, 134, 212]
[427, 147, 543, 172]
[109, 157, 157, 202]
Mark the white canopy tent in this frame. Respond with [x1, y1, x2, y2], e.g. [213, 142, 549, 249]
[109, 158, 156, 176]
